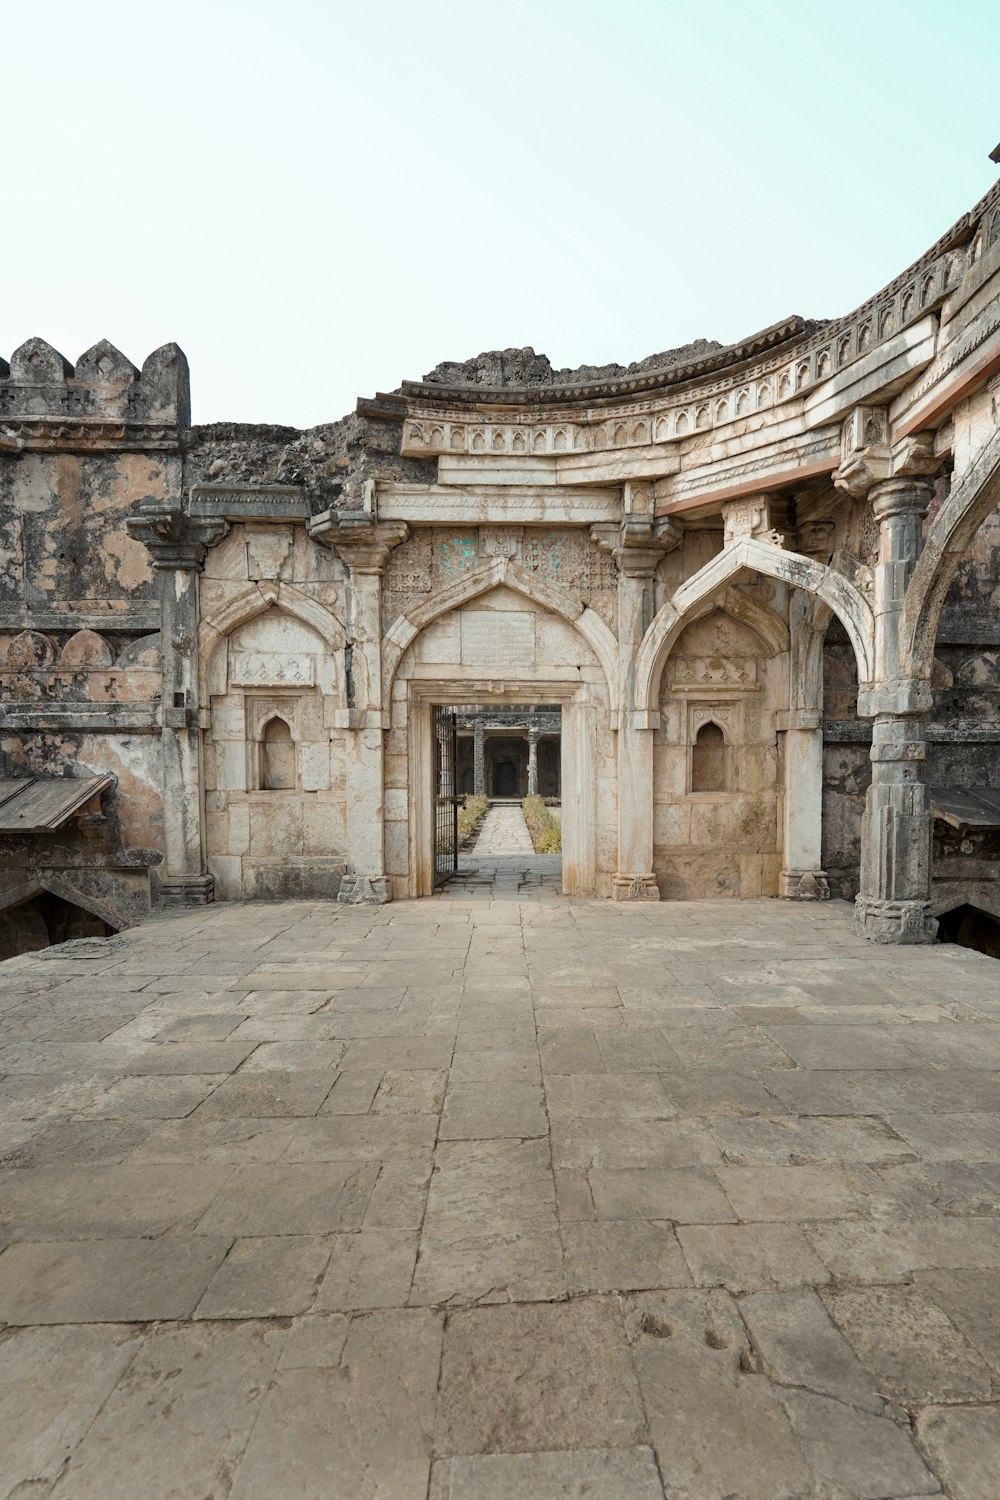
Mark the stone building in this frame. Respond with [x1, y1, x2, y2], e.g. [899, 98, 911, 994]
[454, 706, 561, 800]
[4, 176, 1000, 950]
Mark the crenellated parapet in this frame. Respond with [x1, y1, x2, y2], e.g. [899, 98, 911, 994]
[0, 338, 190, 451]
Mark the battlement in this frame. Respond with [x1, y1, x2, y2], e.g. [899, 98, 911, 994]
[0, 339, 190, 447]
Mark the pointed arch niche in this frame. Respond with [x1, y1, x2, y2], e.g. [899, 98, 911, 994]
[198, 585, 348, 900]
[653, 592, 790, 900]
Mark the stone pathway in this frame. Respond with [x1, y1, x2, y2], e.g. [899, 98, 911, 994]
[1, 896, 1000, 1497]
[473, 804, 536, 856]
[442, 802, 562, 899]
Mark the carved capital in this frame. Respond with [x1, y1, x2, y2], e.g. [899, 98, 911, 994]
[833, 406, 891, 496]
[590, 516, 682, 577]
[721, 494, 786, 548]
[869, 477, 934, 524]
[127, 503, 228, 571]
[309, 513, 409, 575]
[890, 431, 939, 479]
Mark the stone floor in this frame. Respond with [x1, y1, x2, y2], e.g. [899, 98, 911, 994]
[441, 803, 562, 899]
[1, 896, 1000, 1498]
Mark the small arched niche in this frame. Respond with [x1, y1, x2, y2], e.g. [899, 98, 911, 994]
[691, 720, 729, 793]
[260, 715, 296, 791]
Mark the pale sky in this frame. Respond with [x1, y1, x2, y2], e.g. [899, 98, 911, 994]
[5, 0, 999, 429]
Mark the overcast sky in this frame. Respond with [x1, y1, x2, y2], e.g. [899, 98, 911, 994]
[5, 0, 999, 429]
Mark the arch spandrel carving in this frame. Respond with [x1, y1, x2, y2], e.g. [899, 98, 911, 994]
[198, 581, 347, 705]
[381, 557, 619, 713]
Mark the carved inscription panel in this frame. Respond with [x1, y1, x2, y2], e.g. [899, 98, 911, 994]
[460, 611, 535, 668]
[231, 651, 316, 688]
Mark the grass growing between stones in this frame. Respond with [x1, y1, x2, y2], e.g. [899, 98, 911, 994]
[522, 795, 562, 853]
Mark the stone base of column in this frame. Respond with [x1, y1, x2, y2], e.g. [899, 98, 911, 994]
[338, 873, 392, 906]
[612, 873, 660, 901]
[779, 868, 830, 901]
[854, 897, 937, 944]
[158, 873, 215, 908]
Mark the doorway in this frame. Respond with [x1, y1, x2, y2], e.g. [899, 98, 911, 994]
[421, 694, 573, 897]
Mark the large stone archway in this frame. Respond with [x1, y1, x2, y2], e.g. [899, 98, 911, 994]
[384, 581, 614, 898]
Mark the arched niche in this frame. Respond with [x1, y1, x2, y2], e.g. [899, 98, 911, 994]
[653, 600, 788, 900]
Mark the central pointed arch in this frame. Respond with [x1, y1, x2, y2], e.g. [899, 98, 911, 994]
[634, 538, 875, 713]
[381, 557, 619, 711]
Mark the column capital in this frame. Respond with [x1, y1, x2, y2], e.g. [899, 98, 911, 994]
[590, 516, 682, 577]
[127, 503, 228, 570]
[869, 476, 934, 524]
[309, 513, 409, 573]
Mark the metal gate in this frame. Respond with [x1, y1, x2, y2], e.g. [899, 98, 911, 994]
[433, 705, 459, 887]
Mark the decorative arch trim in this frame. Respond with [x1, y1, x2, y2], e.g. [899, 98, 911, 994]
[901, 424, 1000, 679]
[381, 557, 619, 710]
[198, 581, 346, 703]
[633, 538, 875, 712]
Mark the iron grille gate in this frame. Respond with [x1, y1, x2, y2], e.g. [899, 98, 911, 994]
[433, 705, 459, 887]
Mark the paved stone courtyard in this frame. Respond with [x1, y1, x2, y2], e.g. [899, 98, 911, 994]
[2, 895, 1000, 1498]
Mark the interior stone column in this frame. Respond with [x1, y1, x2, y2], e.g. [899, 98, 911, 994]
[128, 503, 226, 906]
[473, 718, 485, 796]
[594, 493, 681, 901]
[778, 709, 829, 899]
[527, 729, 540, 796]
[310, 515, 408, 905]
[855, 476, 937, 942]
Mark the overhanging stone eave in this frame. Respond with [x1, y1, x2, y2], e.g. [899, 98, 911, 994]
[654, 431, 843, 519]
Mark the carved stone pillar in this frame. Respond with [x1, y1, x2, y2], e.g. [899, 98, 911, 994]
[527, 728, 540, 797]
[473, 718, 486, 797]
[127, 503, 227, 906]
[855, 715, 937, 942]
[310, 513, 408, 905]
[778, 709, 829, 900]
[594, 496, 682, 901]
[853, 475, 937, 942]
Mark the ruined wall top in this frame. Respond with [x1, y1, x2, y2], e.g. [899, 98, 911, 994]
[0, 340, 190, 449]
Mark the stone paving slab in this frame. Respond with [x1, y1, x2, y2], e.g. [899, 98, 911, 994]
[1, 894, 999, 1496]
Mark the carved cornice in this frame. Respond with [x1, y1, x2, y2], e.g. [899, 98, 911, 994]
[0, 419, 181, 454]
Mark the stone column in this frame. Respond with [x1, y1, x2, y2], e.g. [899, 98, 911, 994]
[309, 514, 408, 905]
[855, 477, 937, 942]
[778, 709, 829, 899]
[127, 503, 226, 906]
[473, 718, 486, 797]
[527, 729, 540, 796]
[594, 494, 682, 901]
